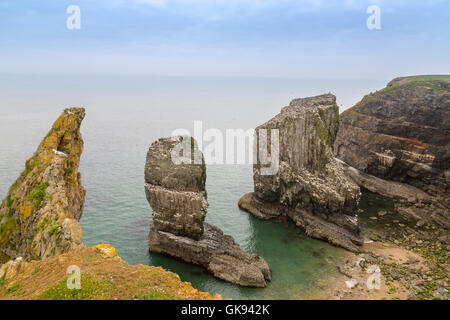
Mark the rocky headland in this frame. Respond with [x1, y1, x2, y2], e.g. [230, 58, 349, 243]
[335, 75, 449, 228]
[146, 136, 272, 287]
[330, 75, 449, 300]
[239, 94, 363, 252]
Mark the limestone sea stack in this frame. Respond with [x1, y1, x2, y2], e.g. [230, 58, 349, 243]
[335, 75, 450, 228]
[239, 94, 363, 252]
[146, 136, 271, 287]
[0, 108, 85, 262]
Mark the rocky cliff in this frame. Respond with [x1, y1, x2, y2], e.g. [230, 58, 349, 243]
[146, 136, 271, 287]
[239, 94, 363, 252]
[0, 108, 86, 261]
[335, 75, 450, 227]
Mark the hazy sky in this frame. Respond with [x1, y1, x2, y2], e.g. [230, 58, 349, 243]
[0, 0, 449, 79]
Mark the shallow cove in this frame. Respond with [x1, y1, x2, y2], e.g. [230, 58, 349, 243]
[81, 164, 347, 300]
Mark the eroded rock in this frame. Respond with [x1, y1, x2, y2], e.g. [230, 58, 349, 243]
[239, 94, 363, 252]
[0, 108, 86, 261]
[146, 136, 271, 287]
[335, 75, 450, 228]
[145, 136, 207, 240]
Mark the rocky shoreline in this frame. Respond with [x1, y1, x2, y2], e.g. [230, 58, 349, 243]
[326, 76, 449, 300]
[325, 190, 449, 300]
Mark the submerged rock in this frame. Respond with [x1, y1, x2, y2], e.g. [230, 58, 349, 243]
[0, 108, 86, 261]
[335, 75, 450, 227]
[146, 136, 271, 287]
[239, 94, 363, 252]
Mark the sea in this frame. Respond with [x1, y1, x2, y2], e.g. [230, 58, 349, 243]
[0, 74, 387, 299]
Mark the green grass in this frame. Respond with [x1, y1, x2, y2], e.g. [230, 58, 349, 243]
[397, 75, 450, 83]
[24, 159, 41, 176]
[0, 214, 17, 237]
[6, 195, 13, 208]
[27, 181, 49, 209]
[38, 219, 52, 230]
[139, 289, 185, 300]
[8, 183, 19, 195]
[35, 274, 107, 300]
[5, 284, 20, 295]
[48, 223, 62, 236]
[388, 75, 450, 92]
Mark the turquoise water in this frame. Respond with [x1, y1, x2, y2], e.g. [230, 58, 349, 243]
[0, 75, 386, 299]
[81, 163, 346, 299]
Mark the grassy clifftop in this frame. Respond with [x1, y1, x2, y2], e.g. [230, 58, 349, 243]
[0, 244, 222, 300]
[341, 75, 450, 117]
[387, 75, 450, 87]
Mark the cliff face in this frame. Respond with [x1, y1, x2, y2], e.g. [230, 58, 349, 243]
[0, 108, 86, 261]
[146, 137, 271, 287]
[239, 94, 363, 252]
[145, 137, 207, 240]
[335, 75, 450, 227]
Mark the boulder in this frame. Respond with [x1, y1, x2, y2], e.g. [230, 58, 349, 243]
[239, 94, 363, 252]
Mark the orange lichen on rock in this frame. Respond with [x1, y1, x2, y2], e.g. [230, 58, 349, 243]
[0, 108, 86, 261]
[19, 203, 33, 219]
[92, 244, 119, 259]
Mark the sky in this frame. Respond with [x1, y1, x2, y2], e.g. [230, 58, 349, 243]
[0, 0, 449, 79]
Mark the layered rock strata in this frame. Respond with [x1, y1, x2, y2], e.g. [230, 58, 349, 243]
[239, 94, 363, 252]
[0, 108, 86, 261]
[335, 75, 450, 228]
[146, 136, 271, 287]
